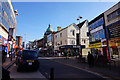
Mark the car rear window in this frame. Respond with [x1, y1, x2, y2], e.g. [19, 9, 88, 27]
[22, 50, 38, 59]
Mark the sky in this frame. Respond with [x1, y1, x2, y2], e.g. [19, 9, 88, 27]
[12, 2, 117, 43]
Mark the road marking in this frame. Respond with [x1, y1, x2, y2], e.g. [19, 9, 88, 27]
[51, 60, 111, 80]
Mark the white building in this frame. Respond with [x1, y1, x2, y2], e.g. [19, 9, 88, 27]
[78, 20, 89, 58]
[54, 23, 79, 51]
[54, 20, 89, 57]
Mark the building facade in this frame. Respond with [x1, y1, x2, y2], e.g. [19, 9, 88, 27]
[78, 20, 89, 58]
[54, 23, 80, 56]
[16, 36, 22, 48]
[0, 0, 16, 53]
[37, 38, 44, 49]
[46, 32, 55, 55]
[104, 2, 120, 60]
[88, 13, 108, 59]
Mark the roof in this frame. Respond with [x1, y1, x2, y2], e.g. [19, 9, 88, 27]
[77, 20, 88, 28]
[55, 23, 76, 34]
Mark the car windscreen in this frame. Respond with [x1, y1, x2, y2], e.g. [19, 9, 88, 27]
[22, 50, 38, 59]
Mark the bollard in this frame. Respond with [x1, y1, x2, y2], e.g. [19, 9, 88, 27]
[50, 67, 54, 80]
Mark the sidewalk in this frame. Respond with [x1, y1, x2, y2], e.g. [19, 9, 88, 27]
[51, 57, 120, 80]
[2, 57, 16, 70]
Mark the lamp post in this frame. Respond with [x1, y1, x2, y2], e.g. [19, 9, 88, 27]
[77, 16, 82, 58]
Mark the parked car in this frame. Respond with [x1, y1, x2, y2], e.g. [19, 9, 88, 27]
[16, 49, 40, 72]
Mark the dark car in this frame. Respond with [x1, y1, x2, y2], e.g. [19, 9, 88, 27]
[16, 49, 40, 72]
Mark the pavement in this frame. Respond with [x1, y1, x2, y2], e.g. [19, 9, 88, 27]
[2, 56, 16, 70]
[2, 56, 46, 80]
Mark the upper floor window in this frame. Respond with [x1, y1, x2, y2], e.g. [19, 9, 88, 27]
[107, 8, 120, 22]
[72, 30, 75, 36]
[60, 41, 62, 45]
[89, 17, 104, 30]
[60, 33, 62, 38]
[56, 42, 57, 46]
[55, 35, 57, 39]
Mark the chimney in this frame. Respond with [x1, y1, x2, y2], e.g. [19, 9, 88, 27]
[57, 26, 61, 31]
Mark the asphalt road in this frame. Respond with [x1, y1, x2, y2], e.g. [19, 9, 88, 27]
[39, 58, 107, 80]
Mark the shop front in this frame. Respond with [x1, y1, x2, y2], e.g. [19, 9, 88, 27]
[109, 38, 120, 59]
[0, 35, 8, 53]
[59, 45, 81, 56]
[89, 42, 103, 56]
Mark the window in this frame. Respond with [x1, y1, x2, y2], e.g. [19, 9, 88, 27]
[56, 42, 57, 46]
[84, 40, 86, 43]
[60, 33, 62, 37]
[107, 8, 120, 22]
[55, 35, 57, 39]
[60, 41, 62, 45]
[65, 40, 67, 44]
[72, 30, 75, 36]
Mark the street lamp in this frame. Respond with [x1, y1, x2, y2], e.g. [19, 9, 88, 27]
[77, 16, 82, 58]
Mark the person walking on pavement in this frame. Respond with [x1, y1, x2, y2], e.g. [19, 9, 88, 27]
[2, 50, 7, 63]
[87, 52, 94, 67]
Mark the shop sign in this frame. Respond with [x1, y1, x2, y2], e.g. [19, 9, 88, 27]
[60, 45, 80, 49]
[4, 39, 7, 46]
[101, 39, 107, 47]
[109, 38, 120, 47]
[89, 42, 101, 48]
[0, 35, 2, 45]
[90, 25, 103, 34]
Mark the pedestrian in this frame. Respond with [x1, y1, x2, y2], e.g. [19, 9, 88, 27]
[87, 52, 94, 67]
[8, 51, 11, 58]
[2, 50, 7, 63]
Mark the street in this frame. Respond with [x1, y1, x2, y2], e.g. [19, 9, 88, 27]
[8, 57, 108, 80]
[39, 57, 106, 80]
